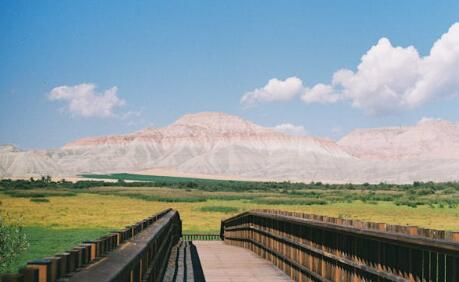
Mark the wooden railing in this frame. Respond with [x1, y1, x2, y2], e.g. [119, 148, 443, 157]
[181, 234, 221, 241]
[221, 209, 459, 282]
[1, 208, 181, 282]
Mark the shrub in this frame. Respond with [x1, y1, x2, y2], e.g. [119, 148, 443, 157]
[157, 197, 206, 203]
[443, 188, 456, 195]
[3, 190, 76, 198]
[123, 193, 206, 203]
[0, 213, 28, 273]
[200, 206, 239, 213]
[207, 195, 255, 201]
[415, 188, 435, 196]
[30, 198, 50, 203]
[394, 198, 421, 208]
[251, 198, 328, 206]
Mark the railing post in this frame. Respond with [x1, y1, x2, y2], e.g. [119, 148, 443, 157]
[221, 209, 459, 282]
[20, 266, 39, 282]
[27, 259, 52, 282]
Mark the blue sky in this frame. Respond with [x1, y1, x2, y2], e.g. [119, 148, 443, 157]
[1, 1, 459, 149]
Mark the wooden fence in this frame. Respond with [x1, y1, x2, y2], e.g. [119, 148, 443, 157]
[181, 234, 221, 241]
[0, 208, 181, 282]
[221, 209, 459, 282]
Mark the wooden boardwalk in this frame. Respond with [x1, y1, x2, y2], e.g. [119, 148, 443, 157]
[194, 241, 292, 282]
[8, 209, 457, 282]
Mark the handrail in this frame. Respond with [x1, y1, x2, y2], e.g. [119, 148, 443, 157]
[181, 234, 221, 241]
[1, 208, 181, 282]
[221, 209, 459, 282]
[68, 209, 181, 282]
[224, 211, 459, 253]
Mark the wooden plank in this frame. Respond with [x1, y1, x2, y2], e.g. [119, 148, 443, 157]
[195, 241, 292, 282]
[66, 211, 179, 282]
[222, 210, 459, 281]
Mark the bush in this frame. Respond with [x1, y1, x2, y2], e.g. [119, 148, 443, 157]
[3, 190, 76, 198]
[394, 198, 421, 208]
[443, 188, 457, 194]
[0, 213, 28, 273]
[200, 206, 239, 213]
[415, 188, 435, 196]
[207, 195, 255, 201]
[30, 198, 50, 203]
[157, 197, 206, 203]
[123, 193, 206, 203]
[251, 198, 328, 206]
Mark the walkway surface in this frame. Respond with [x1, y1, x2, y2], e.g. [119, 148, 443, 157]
[193, 241, 292, 282]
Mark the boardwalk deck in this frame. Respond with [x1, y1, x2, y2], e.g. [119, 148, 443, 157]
[9, 209, 457, 282]
[194, 241, 292, 282]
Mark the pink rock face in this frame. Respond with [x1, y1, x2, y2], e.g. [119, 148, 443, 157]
[64, 112, 347, 156]
[338, 119, 459, 160]
[3, 112, 459, 183]
[64, 112, 274, 147]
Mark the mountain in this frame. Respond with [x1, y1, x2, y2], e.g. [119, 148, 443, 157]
[57, 112, 353, 179]
[1, 113, 459, 183]
[338, 118, 459, 160]
[0, 145, 62, 177]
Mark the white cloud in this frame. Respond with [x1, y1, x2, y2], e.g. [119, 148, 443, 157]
[241, 77, 303, 106]
[245, 23, 459, 116]
[273, 123, 308, 136]
[49, 83, 125, 118]
[301, 23, 459, 115]
[301, 83, 341, 104]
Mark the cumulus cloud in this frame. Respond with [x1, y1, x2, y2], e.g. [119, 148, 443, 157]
[303, 23, 459, 115]
[241, 77, 303, 106]
[301, 83, 341, 104]
[273, 123, 308, 136]
[49, 83, 125, 118]
[243, 23, 459, 116]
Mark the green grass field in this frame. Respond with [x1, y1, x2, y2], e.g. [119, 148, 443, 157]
[3, 227, 108, 273]
[1, 175, 459, 273]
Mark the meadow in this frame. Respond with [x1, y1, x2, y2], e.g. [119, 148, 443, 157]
[1, 174, 459, 273]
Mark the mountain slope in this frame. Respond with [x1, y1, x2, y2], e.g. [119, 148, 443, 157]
[0, 145, 62, 176]
[338, 119, 459, 160]
[56, 112, 352, 176]
[2, 113, 459, 183]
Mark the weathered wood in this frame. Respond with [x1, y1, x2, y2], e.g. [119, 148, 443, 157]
[66, 209, 180, 282]
[181, 234, 221, 241]
[0, 273, 25, 282]
[0, 209, 178, 282]
[222, 209, 459, 282]
[195, 241, 292, 281]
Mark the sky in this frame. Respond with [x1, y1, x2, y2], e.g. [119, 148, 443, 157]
[1, 1, 459, 149]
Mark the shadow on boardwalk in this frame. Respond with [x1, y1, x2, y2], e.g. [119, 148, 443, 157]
[164, 241, 291, 282]
[163, 241, 206, 282]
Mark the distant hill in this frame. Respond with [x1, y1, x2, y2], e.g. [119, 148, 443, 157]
[338, 118, 459, 160]
[2, 112, 459, 183]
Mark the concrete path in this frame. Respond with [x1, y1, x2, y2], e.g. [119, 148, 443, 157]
[193, 241, 292, 282]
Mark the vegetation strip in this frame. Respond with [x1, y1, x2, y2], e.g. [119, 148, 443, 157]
[3, 174, 459, 208]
